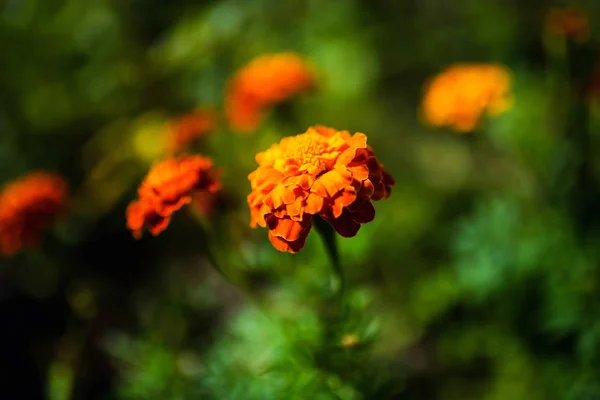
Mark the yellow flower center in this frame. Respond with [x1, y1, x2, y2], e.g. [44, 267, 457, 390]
[291, 136, 328, 167]
[273, 130, 340, 174]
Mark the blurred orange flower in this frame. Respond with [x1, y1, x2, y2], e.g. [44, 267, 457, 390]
[545, 5, 589, 41]
[225, 53, 316, 133]
[421, 64, 513, 133]
[165, 108, 215, 154]
[0, 172, 68, 256]
[126, 155, 221, 239]
[247, 125, 394, 253]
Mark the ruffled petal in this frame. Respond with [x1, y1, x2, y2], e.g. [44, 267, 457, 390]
[266, 215, 311, 242]
[281, 174, 314, 189]
[350, 200, 375, 224]
[323, 210, 361, 238]
[286, 196, 305, 220]
[304, 193, 324, 214]
[268, 228, 309, 253]
[347, 164, 369, 181]
[331, 187, 357, 218]
[312, 169, 353, 198]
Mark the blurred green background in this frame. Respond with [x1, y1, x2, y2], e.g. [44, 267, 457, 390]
[3, 0, 600, 399]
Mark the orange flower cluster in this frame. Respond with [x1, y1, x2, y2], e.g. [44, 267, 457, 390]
[0, 172, 68, 256]
[126, 155, 221, 239]
[421, 64, 513, 132]
[247, 125, 394, 253]
[165, 109, 215, 154]
[545, 5, 589, 41]
[226, 53, 315, 133]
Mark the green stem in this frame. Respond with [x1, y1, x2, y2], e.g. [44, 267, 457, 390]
[197, 216, 267, 306]
[564, 38, 598, 238]
[202, 245, 234, 286]
[313, 216, 344, 297]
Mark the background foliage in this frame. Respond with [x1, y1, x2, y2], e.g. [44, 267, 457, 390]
[2, 0, 600, 399]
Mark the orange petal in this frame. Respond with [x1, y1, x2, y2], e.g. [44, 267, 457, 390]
[313, 169, 352, 197]
[337, 147, 358, 166]
[272, 208, 287, 219]
[264, 184, 287, 209]
[148, 216, 170, 236]
[281, 174, 314, 189]
[268, 228, 309, 253]
[255, 168, 284, 186]
[126, 201, 146, 231]
[331, 187, 357, 218]
[247, 192, 263, 208]
[371, 181, 388, 201]
[383, 169, 395, 189]
[323, 209, 361, 238]
[252, 205, 270, 228]
[155, 195, 192, 216]
[126, 200, 155, 238]
[360, 179, 375, 198]
[347, 164, 369, 181]
[350, 200, 375, 224]
[282, 186, 304, 205]
[347, 133, 367, 149]
[304, 193, 324, 214]
[367, 157, 383, 182]
[256, 180, 278, 195]
[347, 148, 369, 166]
[267, 215, 311, 242]
[286, 196, 305, 219]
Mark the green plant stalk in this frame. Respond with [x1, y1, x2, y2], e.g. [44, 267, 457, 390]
[196, 214, 268, 307]
[565, 38, 597, 238]
[313, 215, 344, 297]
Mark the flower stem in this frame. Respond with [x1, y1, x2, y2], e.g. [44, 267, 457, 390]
[196, 215, 266, 306]
[313, 216, 344, 297]
[564, 38, 598, 238]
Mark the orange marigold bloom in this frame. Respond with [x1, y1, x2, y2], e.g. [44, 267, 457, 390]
[126, 155, 221, 239]
[0, 172, 68, 256]
[421, 63, 513, 133]
[165, 108, 215, 154]
[545, 5, 589, 41]
[247, 126, 394, 253]
[226, 53, 316, 133]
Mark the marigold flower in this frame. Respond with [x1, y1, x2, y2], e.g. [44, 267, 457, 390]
[247, 126, 394, 253]
[421, 63, 513, 133]
[0, 172, 68, 256]
[226, 53, 316, 133]
[165, 108, 215, 154]
[126, 155, 221, 239]
[545, 5, 589, 41]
